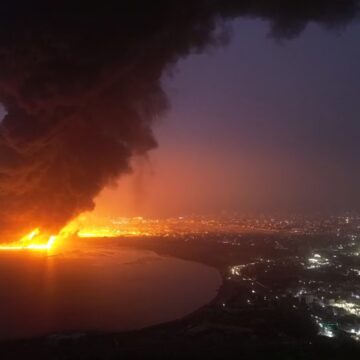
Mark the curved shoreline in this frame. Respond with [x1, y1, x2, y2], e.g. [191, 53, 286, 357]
[0, 242, 223, 341]
[123, 253, 224, 334]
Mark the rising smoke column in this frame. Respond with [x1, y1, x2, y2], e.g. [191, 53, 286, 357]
[0, 1, 359, 242]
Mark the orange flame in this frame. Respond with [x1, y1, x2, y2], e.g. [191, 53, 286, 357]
[0, 215, 153, 252]
[0, 228, 57, 251]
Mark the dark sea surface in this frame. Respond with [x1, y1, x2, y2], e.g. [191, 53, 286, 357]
[0, 242, 221, 339]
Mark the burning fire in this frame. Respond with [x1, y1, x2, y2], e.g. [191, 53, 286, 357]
[0, 228, 58, 251]
[0, 215, 155, 252]
[0, 222, 80, 251]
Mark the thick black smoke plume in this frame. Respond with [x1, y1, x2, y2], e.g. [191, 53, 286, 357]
[0, 1, 359, 241]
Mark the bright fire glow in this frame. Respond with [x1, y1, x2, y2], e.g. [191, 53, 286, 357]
[68, 215, 152, 238]
[77, 228, 148, 238]
[0, 216, 151, 252]
[0, 228, 58, 252]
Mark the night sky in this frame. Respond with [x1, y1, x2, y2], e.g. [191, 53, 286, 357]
[97, 18, 360, 217]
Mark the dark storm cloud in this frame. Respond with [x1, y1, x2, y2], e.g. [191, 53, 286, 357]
[0, 1, 359, 241]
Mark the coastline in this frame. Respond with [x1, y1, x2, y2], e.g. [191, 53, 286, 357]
[0, 239, 223, 342]
[1, 236, 359, 359]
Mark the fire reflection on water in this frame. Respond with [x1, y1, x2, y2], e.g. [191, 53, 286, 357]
[0, 239, 221, 340]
